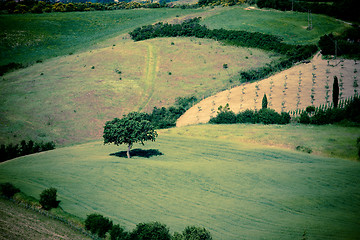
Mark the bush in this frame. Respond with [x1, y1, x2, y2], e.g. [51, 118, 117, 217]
[182, 226, 212, 240]
[258, 108, 281, 124]
[39, 187, 60, 210]
[357, 137, 360, 160]
[129, 222, 171, 240]
[85, 213, 113, 238]
[0, 182, 20, 198]
[236, 109, 256, 123]
[110, 224, 128, 240]
[299, 111, 311, 124]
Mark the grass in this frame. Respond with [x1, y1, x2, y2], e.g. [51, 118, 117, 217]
[201, 6, 350, 45]
[0, 8, 206, 66]
[1, 124, 360, 239]
[0, 37, 277, 146]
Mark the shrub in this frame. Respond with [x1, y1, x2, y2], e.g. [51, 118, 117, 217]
[0, 182, 20, 198]
[258, 108, 281, 124]
[39, 187, 60, 210]
[280, 112, 291, 124]
[110, 224, 128, 240]
[357, 137, 360, 159]
[129, 222, 171, 240]
[299, 111, 311, 124]
[237, 109, 256, 123]
[209, 110, 237, 124]
[85, 213, 113, 238]
[182, 226, 212, 240]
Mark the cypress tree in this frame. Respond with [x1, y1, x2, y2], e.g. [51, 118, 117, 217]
[333, 76, 339, 108]
[262, 94, 268, 109]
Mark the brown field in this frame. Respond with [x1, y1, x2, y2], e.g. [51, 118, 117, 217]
[0, 198, 90, 240]
[177, 53, 360, 126]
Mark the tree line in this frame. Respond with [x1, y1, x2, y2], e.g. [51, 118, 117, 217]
[0, 140, 55, 162]
[255, 0, 360, 23]
[0, 0, 197, 14]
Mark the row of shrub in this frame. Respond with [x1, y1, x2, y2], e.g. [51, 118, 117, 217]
[0, 140, 55, 162]
[255, 0, 360, 23]
[129, 18, 317, 82]
[198, 0, 246, 7]
[209, 104, 291, 124]
[85, 213, 212, 240]
[298, 95, 360, 125]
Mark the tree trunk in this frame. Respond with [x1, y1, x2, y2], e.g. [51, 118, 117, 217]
[127, 144, 132, 158]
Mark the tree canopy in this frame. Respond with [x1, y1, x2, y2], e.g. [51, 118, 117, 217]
[103, 112, 158, 158]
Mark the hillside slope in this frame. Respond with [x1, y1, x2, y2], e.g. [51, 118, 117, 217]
[1, 125, 360, 239]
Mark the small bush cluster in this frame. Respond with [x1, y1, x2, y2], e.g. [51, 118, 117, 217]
[39, 187, 60, 210]
[0, 182, 20, 198]
[299, 95, 360, 125]
[0, 140, 55, 162]
[85, 213, 212, 240]
[148, 96, 198, 129]
[85, 214, 113, 238]
[209, 106, 290, 125]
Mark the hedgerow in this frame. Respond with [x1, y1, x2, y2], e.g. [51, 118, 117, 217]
[129, 18, 317, 83]
[0, 140, 55, 162]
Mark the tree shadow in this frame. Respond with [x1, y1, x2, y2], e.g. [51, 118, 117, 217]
[110, 148, 163, 158]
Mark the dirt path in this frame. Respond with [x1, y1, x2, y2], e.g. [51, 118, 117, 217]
[177, 53, 360, 126]
[137, 42, 158, 112]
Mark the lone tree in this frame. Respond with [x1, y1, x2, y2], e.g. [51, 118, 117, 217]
[103, 112, 158, 158]
[333, 76, 339, 108]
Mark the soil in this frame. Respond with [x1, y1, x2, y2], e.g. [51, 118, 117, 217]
[177, 53, 360, 126]
[0, 198, 90, 240]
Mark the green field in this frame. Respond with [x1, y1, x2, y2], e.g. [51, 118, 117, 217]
[201, 6, 349, 45]
[0, 8, 206, 66]
[1, 125, 359, 239]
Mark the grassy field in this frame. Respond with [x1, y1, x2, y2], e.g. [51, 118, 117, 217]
[0, 8, 207, 66]
[201, 6, 349, 45]
[0, 37, 277, 146]
[1, 124, 359, 239]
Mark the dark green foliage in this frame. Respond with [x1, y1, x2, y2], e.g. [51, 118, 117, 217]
[110, 224, 128, 240]
[299, 111, 311, 124]
[357, 137, 360, 159]
[39, 187, 60, 210]
[181, 226, 212, 240]
[129, 222, 171, 240]
[148, 96, 198, 129]
[85, 213, 113, 238]
[257, 0, 360, 22]
[319, 26, 360, 58]
[306, 106, 316, 114]
[210, 107, 289, 125]
[103, 112, 158, 158]
[333, 76, 339, 108]
[0, 182, 20, 198]
[0, 62, 25, 76]
[0, 140, 55, 162]
[262, 94, 268, 109]
[299, 95, 360, 125]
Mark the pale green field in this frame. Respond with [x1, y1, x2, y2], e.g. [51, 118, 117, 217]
[0, 37, 277, 146]
[1, 125, 359, 239]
